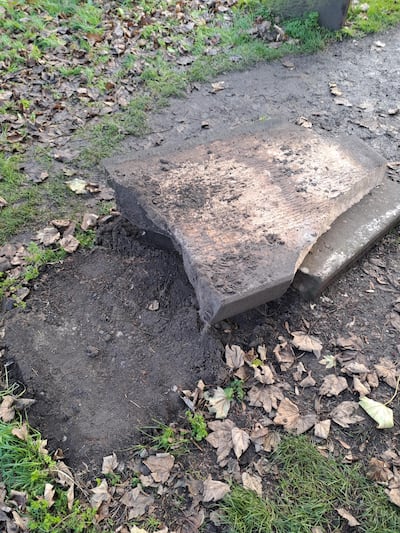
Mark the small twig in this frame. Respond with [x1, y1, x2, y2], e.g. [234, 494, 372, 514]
[385, 374, 400, 406]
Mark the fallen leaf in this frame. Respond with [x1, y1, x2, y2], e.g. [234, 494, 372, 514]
[262, 431, 281, 452]
[299, 371, 316, 388]
[247, 385, 284, 414]
[295, 414, 317, 435]
[367, 458, 393, 483]
[274, 398, 299, 430]
[341, 360, 370, 375]
[211, 81, 225, 93]
[0, 196, 8, 208]
[336, 335, 363, 352]
[359, 397, 394, 429]
[254, 364, 275, 385]
[101, 453, 118, 475]
[44, 483, 55, 508]
[90, 479, 111, 510]
[296, 116, 312, 128]
[353, 376, 370, 397]
[225, 345, 245, 369]
[329, 82, 342, 96]
[206, 419, 235, 466]
[336, 508, 360, 527]
[291, 331, 322, 357]
[273, 340, 295, 370]
[0, 396, 15, 422]
[257, 345, 267, 361]
[59, 234, 79, 253]
[242, 472, 262, 496]
[375, 359, 398, 389]
[67, 484, 74, 511]
[66, 178, 88, 194]
[120, 487, 154, 518]
[319, 375, 348, 397]
[204, 387, 231, 419]
[81, 213, 99, 231]
[231, 427, 250, 459]
[202, 478, 230, 502]
[389, 311, 400, 332]
[130, 527, 148, 533]
[331, 401, 365, 428]
[319, 355, 337, 368]
[143, 453, 175, 484]
[11, 423, 29, 441]
[51, 219, 71, 229]
[35, 227, 60, 246]
[314, 419, 331, 440]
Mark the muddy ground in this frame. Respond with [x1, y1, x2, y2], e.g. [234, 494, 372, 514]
[3, 27, 400, 479]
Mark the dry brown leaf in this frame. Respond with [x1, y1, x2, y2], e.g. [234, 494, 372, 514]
[336, 508, 360, 527]
[54, 461, 75, 487]
[66, 178, 88, 194]
[299, 371, 316, 388]
[254, 364, 275, 385]
[242, 472, 262, 496]
[263, 431, 281, 452]
[273, 340, 295, 370]
[247, 385, 284, 414]
[225, 345, 245, 370]
[331, 401, 365, 428]
[202, 478, 230, 502]
[120, 487, 154, 518]
[291, 331, 322, 357]
[12, 510, 28, 531]
[293, 362, 307, 381]
[314, 419, 331, 440]
[101, 453, 118, 475]
[387, 487, 400, 507]
[44, 483, 55, 508]
[12, 423, 29, 441]
[129, 527, 148, 533]
[341, 360, 370, 375]
[231, 427, 250, 459]
[257, 345, 267, 361]
[295, 414, 317, 435]
[211, 81, 225, 93]
[367, 371, 380, 388]
[143, 453, 174, 484]
[206, 419, 235, 466]
[389, 311, 400, 332]
[35, 227, 60, 246]
[90, 479, 111, 510]
[367, 458, 393, 484]
[59, 234, 79, 253]
[67, 484, 74, 511]
[250, 426, 270, 452]
[319, 375, 348, 397]
[274, 398, 299, 430]
[81, 213, 99, 231]
[353, 376, 370, 397]
[375, 359, 398, 389]
[336, 334, 363, 351]
[0, 196, 8, 209]
[0, 396, 15, 422]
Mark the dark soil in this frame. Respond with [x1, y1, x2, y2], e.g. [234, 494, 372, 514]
[3, 27, 400, 481]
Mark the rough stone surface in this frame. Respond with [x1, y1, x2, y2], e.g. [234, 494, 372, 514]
[294, 177, 400, 297]
[269, 0, 351, 30]
[106, 121, 386, 323]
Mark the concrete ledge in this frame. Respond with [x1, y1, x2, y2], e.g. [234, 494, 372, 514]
[293, 178, 400, 298]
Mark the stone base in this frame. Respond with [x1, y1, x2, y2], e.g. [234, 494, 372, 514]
[294, 178, 400, 298]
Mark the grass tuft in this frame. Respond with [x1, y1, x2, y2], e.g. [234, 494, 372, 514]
[220, 435, 400, 532]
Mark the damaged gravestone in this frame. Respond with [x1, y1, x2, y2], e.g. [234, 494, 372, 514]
[105, 120, 386, 323]
[269, 0, 351, 30]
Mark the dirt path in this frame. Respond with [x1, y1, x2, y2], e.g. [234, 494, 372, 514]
[4, 27, 400, 476]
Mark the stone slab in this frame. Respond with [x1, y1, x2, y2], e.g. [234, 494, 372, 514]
[293, 177, 400, 298]
[269, 0, 351, 30]
[105, 120, 386, 323]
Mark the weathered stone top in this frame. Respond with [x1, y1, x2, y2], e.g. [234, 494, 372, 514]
[106, 121, 386, 323]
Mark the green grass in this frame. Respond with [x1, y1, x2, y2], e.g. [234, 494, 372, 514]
[346, 0, 400, 34]
[0, 420, 97, 532]
[220, 435, 400, 532]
